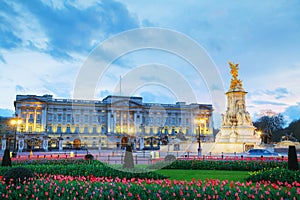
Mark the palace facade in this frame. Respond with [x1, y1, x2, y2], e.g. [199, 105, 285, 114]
[8, 94, 213, 151]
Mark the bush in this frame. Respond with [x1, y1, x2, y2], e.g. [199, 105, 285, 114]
[84, 154, 94, 160]
[2, 167, 34, 184]
[149, 160, 289, 171]
[164, 154, 176, 162]
[288, 145, 299, 170]
[1, 149, 12, 167]
[247, 167, 300, 183]
[123, 144, 134, 169]
[0, 160, 167, 180]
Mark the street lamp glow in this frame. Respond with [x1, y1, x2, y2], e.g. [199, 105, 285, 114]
[10, 119, 22, 125]
[257, 130, 262, 136]
[10, 116, 23, 158]
[194, 118, 206, 124]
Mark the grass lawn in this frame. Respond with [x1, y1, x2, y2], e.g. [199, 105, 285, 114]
[156, 169, 249, 182]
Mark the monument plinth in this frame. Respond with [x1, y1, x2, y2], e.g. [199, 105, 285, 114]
[212, 62, 260, 153]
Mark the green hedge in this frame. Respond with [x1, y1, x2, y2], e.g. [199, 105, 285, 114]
[0, 160, 167, 180]
[247, 167, 300, 183]
[149, 160, 288, 171]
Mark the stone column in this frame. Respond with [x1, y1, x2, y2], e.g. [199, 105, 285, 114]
[33, 108, 37, 132]
[42, 106, 47, 133]
[25, 109, 29, 132]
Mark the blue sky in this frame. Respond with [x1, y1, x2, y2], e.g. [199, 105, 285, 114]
[0, 0, 300, 127]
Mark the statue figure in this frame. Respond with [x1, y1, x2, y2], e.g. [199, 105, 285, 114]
[245, 112, 253, 125]
[229, 61, 239, 79]
[236, 102, 245, 125]
[229, 61, 243, 89]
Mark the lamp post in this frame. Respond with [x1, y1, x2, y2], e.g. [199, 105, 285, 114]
[10, 115, 22, 158]
[195, 118, 206, 157]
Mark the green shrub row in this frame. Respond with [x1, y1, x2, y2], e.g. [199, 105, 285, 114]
[11, 158, 93, 166]
[247, 167, 300, 183]
[0, 160, 167, 180]
[149, 160, 288, 171]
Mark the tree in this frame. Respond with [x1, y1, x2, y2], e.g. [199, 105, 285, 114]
[285, 119, 300, 142]
[253, 113, 285, 142]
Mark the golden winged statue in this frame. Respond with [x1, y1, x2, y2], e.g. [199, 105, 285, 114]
[229, 61, 239, 79]
[228, 61, 243, 89]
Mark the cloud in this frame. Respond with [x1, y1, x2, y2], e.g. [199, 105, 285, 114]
[0, 29, 22, 50]
[264, 87, 289, 99]
[21, 0, 138, 57]
[252, 100, 288, 106]
[283, 103, 300, 122]
[15, 85, 25, 93]
[0, 0, 139, 61]
[0, 53, 6, 63]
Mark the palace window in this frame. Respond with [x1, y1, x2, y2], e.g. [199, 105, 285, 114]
[84, 126, 88, 133]
[66, 126, 71, 134]
[101, 126, 106, 134]
[84, 115, 88, 123]
[164, 128, 169, 134]
[75, 115, 79, 123]
[57, 126, 62, 134]
[66, 115, 71, 123]
[29, 114, 34, 122]
[36, 114, 41, 123]
[57, 114, 62, 122]
[48, 126, 52, 133]
[150, 127, 154, 134]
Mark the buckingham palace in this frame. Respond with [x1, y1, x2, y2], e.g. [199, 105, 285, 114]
[8, 94, 213, 151]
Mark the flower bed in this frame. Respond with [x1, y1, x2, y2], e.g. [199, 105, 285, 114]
[0, 174, 299, 199]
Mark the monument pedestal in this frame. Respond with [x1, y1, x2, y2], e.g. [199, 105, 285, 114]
[215, 126, 260, 144]
[210, 142, 258, 154]
[212, 61, 261, 153]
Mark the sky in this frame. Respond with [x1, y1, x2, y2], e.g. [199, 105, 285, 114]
[0, 0, 300, 128]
